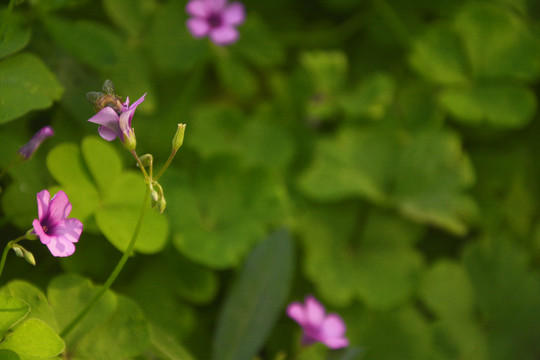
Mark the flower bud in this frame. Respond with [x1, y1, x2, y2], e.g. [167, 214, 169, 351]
[122, 128, 137, 152]
[23, 250, 36, 266]
[172, 124, 186, 151]
[157, 196, 166, 214]
[18, 126, 54, 160]
[138, 154, 153, 168]
[12, 245, 24, 258]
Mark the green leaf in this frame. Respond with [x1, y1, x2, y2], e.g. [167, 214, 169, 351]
[102, 0, 156, 37]
[80, 136, 122, 194]
[95, 172, 169, 254]
[167, 164, 287, 268]
[215, 54, 258, 99]
[150, 324, 197, 360]
[439, 83, 536, 128]
[0, 10, 30, 59]
[462, 237, 540, 359]
[341, 73, 396, 120]
[234, 15, 284, 68]
[212, 229, 294, 360]
[46, 142, 100, 222]
[0, 349, 20, 360]
[298, 206, 423, 308]
[44, 17, 123, 69]
[0, 53, 63, 123]
[1, 281, 59, 332]
[409, 24, 469, 85]
[47, 274, 117, 346]
[300, 50, 348, 94]
[454, 2, 540, 81]
[420, 261, 475, 320]
[0, 294, 29, 336]
[148, 1, 209, 72]
[72, 295, 150, 360]
[0, 318, 64, 359]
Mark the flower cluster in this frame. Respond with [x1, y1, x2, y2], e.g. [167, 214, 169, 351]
[186, 0, 246, 46]
[287, 295, 349, 349]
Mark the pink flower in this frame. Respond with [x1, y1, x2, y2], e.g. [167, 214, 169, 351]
[32, 190, 83, 257]
[18, 126, 54, 160]
[186, 0, 246, 46]
[88, 94, 146, 144]
[287, 295, 349, 349]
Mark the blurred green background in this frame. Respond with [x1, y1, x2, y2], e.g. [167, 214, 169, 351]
[1, 0, 540, 359]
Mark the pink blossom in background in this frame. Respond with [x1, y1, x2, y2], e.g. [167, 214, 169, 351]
[186, 0, 246, 46]
[88, 93, 146, 143]
[18, 126, 54, 160]
[287, 295, 349, 349]
[32, 190, 83, 257]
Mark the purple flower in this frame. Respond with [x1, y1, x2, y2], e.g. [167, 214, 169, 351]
[186, 0, 246, 46]
[32, 190, 83, 257]
[287, 295, 349, 349]
[88, 94, 145, 144]
[18, 126, 54, 160]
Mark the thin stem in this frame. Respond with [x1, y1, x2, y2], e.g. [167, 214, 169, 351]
[370, 0, 411, 46]
[60, 186, 151, 338]
[0, 235, 28, 280]
[153, 150, 176, 182]
[131, 150, 149, 182]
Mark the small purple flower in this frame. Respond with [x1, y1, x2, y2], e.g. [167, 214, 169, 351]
[32, 190, 83, 257]
[287, 295, 349, 349]
[186, 0, 246, 46]
[18, 126, 54, 160]
[88, 94, 145, 144]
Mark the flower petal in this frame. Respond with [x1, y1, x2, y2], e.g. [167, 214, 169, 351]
[305, 295, 326, 328]
[129, 93, 146, 110]
[209, 26, 239, 45]
[33, 219, 51, 244]
[320, 314, 347, 338]
[18, 126, 54, 160]
[187, 18, 211, 37]
[287, 302, 307, 327]
[223, 2, 245, 25]
[48, 191, 72, 225]
[46, 236, 76, 257]
[98, 126, 119, 141]
[322, 336, 349, 349]
[36, 190, 50, 221]
[186, 0, 210, 17]
[207, 0, 226, 11]
[56, 218, 83, 244]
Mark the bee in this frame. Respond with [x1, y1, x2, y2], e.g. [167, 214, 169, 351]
[86, 79, 124, 113]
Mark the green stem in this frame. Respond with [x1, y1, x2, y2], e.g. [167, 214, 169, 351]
[60, 186, 151, 338]
[371, 0, 411, 46]
[0, 0, 16, 43]
[0, 235, 27, 280]
[153, 150, 176, 182]
[132, 150, 149, 182]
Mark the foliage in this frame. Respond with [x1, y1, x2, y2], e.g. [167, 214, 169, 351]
[1, 0, 540, 359]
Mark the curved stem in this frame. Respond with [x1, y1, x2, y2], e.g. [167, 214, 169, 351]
[132, 150, 149, 182]
[60, 186, 151, 338]
[0, 235, 28, 281]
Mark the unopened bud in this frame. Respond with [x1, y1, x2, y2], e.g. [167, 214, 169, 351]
[157, 196, 166, 214]
[138, 154, 153, 168]
[122, 128, 137, 152]
[23, 250, 36, 266]
[18, 126, 54, 160]
[172, 124, 186, 151]
[12, 245, 24, 258]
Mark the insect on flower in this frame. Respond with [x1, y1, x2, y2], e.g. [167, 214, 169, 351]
[86, 79, 124, 114]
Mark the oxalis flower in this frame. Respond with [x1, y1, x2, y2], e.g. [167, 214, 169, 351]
[88, 93, 146, 148]
[287, 295, 349, 349]
[18, 126, 54, 160]
[186, 0, 246, 46]
[32, 190, 83, 257]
